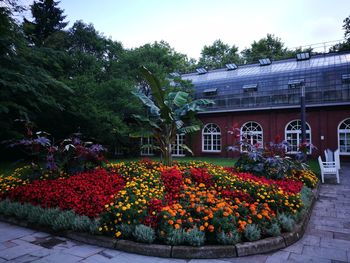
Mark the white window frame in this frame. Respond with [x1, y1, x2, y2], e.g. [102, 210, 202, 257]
[338, 118, 350, 155]
[172, 134, 185, 157]
[202, 123, 221, 152]
[240, 121, 263, 152]
[140, 137, 154, 156]
[285, 120, 312, 154]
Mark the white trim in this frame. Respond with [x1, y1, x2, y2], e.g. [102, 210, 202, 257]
[140, 137, 154, 156]
[240, 121, 264, 152]
[202, 123, 222, 152]
[285, 120, 312, 154]
[172, 134, 186, 157]
[338, 118, 350, 155]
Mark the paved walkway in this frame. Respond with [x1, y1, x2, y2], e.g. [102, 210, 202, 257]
[0, 165, 349, 263]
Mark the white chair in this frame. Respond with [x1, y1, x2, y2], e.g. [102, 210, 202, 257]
[324, 149, 334, 162]
[334, 149, 341, 170]
[318, 156, 340, 184]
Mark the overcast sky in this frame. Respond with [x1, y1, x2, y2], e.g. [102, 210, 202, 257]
[21, 0, 350, 60]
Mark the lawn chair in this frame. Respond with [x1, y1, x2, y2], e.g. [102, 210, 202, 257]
[324, 149, 334, 162]
[318, 156, 340, 184]
[334, 149, 341, 170]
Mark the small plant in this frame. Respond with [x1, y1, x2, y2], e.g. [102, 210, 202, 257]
[72, 215, 92, 232]
[52, 210, 76, 231]
[133, 224, 156, 244]
[300, 186, 313, 209]
[88, 219, 100, 235]
[2, 201, 19, 217]
[244, 224, 261, 241]
[13, 202, 30, 219]
[216, 230, 241, 245]
[39, 207, 61, 227]
[166, 229, 186, 245]
[117, 223, 134, 239]
[278, 213, 296, 232]
[184, 227, 206, 246]
[265, 223, 281, 237]
[0, 199, 11, 214]
[27, 205, 45, 223]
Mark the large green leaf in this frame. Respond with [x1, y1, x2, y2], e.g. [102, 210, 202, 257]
[179, 124, 201, 134]
[132, 114, 160, 129]
[132, 91, 160, 116]
[179, 143, 194, 155]
[168, 91, 189, 107]
[140, 66, 172, 121]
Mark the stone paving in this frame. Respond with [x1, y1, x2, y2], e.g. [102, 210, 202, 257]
[0, 164, 349, 262]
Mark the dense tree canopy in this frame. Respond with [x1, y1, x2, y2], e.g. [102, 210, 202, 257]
[198, 39, 240, 69]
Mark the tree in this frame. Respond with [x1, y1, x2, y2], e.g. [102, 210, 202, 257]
[23, 0, 68, 46]
[241, 34, 295, 63]
[132, 67, 213, 166]
[198, 39, 240, 69]
[330, 15, 350, 52]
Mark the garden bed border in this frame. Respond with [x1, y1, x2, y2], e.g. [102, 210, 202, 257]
[0, 183, 320, 259]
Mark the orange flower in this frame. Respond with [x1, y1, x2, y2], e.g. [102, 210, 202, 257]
[208, 225, 215, 232]
[174, 224, 180, 229]
[199, 225, 205, 231]
[257, 214, 263, 219]
[176, 219, 182, 224]
[168, 220, 174, 225]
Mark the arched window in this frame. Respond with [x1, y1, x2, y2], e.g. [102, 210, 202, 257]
[172, 134, 185, 157]
[240, 121, 263, 151]
[285, 120, 312, 154]
[202, 123, 221, 152]
[338, 118, 350, 155]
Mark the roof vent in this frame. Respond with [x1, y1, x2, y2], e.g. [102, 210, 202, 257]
[296, 52, 310, 61]
[259, 58, 271, 66]
[242, 83, 258, 92]
[342, 74, 350, 83]
[196, 68, 207, 74]
[225, 63, 238, 70]
[288, 79, 304, 88]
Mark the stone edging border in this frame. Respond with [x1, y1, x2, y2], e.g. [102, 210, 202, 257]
[0, 183, 320, 259]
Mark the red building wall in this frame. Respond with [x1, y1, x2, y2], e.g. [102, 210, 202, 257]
[191, 105, 350, 161]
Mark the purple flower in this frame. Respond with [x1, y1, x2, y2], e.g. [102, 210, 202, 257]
[34, 136, 51, 146]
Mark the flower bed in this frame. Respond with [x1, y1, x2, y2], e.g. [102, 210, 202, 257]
[0, 160, 318, 247]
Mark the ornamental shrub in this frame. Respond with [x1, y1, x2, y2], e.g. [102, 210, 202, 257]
[39, 208, 61, 227]
[117, 223, 134, 239]
[72, 215, 92, 232]
[265, 223, 281, 237]
[216, 230, 241, 245]
[278, 213, 295, 232]
[166, 229, 186, 245]
[244, 224, 261, 241]
[27, 205, 45, 223]
[184, 227, 205, 246]
[13, 202, 31, 219]
[0, 199, 11, 214]
[52, 210, 76, 231]
[133, 224, 156, 244]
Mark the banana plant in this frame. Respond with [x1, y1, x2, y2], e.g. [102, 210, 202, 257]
[132, 66, 214, 166]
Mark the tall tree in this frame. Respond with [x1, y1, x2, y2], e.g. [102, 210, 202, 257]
[241, 34, 295, 63]
[198, 39, 240, 69]
[330, 15, 350, 52]
[23, 0, 68, 46]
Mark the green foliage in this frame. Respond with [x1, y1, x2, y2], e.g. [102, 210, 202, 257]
[117, 223, 135, 239]
[216, 230, 241, 245]
[27, 205, 45, 223]
[39, 207, 61, 227]
[300, 186, 313, 209]
[13, 202, 31, 219]
[166, 229, 186, 245]
[265, 223, 281, 237]
[243, 224, 261, 241]
[278, 213, 296, 232]
[133, 67, 213, 165]
[72, 215, 93, 232]
[132, 224, 156, 244]
[184, 227, 205, 246]
[52, 210, 76, 231]
[198, 39, 240, 69]
[0, 199, 12, 214]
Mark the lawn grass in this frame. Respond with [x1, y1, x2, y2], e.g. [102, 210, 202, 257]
[0, 156, 320, 176]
